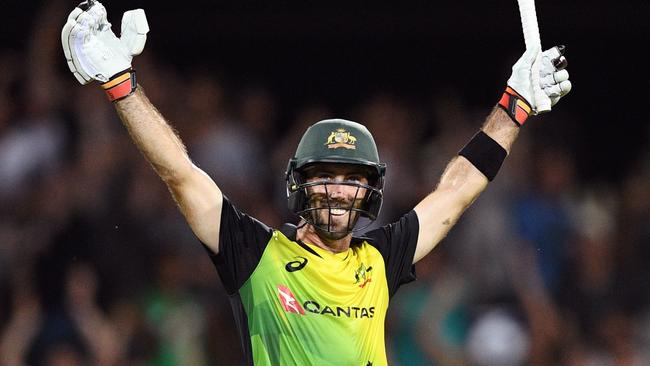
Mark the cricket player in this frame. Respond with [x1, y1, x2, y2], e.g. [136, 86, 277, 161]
[61, 1, 571, 365]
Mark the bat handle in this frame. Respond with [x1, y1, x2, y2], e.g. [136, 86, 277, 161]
[532, 52, 551, 113]
[517, 0, 551, 113]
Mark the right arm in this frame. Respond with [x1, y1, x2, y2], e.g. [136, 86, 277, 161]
[115, 89, 223, 253]
[61, 2, 223, 253]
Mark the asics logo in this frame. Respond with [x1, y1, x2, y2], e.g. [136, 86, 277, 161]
[285, 256, 308, 272]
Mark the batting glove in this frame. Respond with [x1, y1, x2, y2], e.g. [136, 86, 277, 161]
[61, 0, 149, 101]
[500, 46, 572, 125]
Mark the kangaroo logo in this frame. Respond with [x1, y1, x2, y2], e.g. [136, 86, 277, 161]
[325, 128, 357, 150]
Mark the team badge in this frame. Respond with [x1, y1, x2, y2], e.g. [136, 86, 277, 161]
[354, 263, 373, 288]
[325, 128, 357, 150]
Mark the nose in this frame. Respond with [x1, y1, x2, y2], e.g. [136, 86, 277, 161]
[327, 176, 347, 198]
[326, 175, 359, 201]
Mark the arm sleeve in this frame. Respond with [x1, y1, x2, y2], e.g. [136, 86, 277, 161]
[363, 210, 420, 297]
[205, 196, 273, 295]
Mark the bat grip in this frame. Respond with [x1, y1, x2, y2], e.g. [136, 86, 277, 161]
[532, 53, 551, 112]
[517, 0, 551, 112]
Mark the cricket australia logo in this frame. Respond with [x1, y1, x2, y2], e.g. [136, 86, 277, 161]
[325, 128, 357, 150]
[277, 285, 305, 315]
[354, 263, 373, 288]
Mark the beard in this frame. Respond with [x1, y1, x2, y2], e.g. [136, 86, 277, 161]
[307, 195, 363, 240]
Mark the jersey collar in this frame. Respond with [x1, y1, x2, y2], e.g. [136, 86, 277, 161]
[280, 223, 372, 248]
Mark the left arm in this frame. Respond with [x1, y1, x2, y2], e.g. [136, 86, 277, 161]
[412, 45, 572, 263]
[413, 107, 518, 263]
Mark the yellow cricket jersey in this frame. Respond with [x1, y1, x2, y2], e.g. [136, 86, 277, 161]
[208, 197, 419, 365]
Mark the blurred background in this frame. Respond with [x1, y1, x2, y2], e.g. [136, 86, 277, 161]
[0, 0, 648, 365]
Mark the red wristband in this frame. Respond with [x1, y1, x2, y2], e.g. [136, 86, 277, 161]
[497, 86, 532, 126]
[101, 70, 137, 102]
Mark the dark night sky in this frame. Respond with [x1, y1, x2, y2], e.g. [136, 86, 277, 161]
[2, 0, 648, 183]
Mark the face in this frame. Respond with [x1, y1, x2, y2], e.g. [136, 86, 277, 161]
[302, 163, 371, 239]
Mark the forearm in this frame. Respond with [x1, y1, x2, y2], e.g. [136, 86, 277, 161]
[115, 87, 193, 183]
[433, 107, 519, 215]
[435, 107, 519, 206]
[413, 107, 520, 262]
[481, 107, 520, 153]
[115, 86, 223, 251]
[413, 155, 487, 262]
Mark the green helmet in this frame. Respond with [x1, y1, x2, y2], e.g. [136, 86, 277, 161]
[286, 119, 386, 236]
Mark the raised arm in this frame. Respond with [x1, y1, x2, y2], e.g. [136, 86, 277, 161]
[115, 90, 223, 252]
[413, 108, 516, 263]
[62, 1, 223, 253]
[413, 46, 571, 263]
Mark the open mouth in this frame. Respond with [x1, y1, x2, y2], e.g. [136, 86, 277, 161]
[330, 208, 348, 216]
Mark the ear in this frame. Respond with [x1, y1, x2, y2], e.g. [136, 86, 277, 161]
[363, 189, 383, 220]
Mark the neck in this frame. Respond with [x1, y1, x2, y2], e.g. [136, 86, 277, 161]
[296, 223, 352, 254]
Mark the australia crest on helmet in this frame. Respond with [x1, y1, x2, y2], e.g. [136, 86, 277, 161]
[325, 128, 357, 150]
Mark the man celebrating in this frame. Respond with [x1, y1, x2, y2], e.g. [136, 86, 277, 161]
[62, 1, 570, 365]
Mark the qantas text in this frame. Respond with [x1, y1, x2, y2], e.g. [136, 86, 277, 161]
[302, 300, 375, 318]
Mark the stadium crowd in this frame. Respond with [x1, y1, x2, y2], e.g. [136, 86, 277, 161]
[0, 2, 648, 365]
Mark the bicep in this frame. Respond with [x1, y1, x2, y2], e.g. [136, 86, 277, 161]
[167, 164, 223, 254]
[412, 156, 488, 263]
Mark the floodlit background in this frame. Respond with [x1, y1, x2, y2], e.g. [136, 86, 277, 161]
[0, 0, 648, 365]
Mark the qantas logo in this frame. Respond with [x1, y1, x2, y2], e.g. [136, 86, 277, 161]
[277, 284, 374, 318]
[277, 285, 305, 315]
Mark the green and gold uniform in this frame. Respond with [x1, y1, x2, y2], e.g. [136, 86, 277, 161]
[208, 197, 419, 365]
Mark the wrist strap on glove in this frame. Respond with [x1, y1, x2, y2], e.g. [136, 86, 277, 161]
[101, 69, 137, 102]
[498, 87, 532, 126]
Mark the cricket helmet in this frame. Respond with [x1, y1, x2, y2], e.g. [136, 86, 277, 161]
[286, 119, 386, 236]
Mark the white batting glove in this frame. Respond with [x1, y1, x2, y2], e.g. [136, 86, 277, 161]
[500, 45, 572, 125]
[538, 46, 572, 107]
[61, 0, 148, 100]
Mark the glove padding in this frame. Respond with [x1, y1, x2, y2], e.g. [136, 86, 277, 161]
[61, 0, 149, 85]
[507, 46, 572, 115]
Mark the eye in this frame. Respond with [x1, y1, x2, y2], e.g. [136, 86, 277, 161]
[346, 174, 365, 183]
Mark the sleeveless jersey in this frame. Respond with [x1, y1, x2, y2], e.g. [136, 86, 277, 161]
[207, 197, 419, 365]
